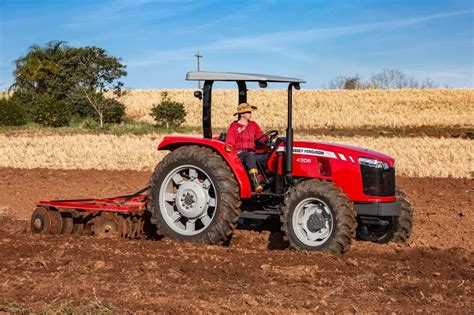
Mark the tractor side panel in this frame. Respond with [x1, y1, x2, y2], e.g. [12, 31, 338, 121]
[268, 142, 396, 203]
[157, 136, 252, 198]
[267, 150, 323, 178]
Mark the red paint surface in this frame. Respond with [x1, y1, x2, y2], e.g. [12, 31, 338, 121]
[158, 136, 252, 198]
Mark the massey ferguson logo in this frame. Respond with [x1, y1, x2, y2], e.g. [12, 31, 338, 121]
[293, 147, 338, 159]
[294, 148, 324, 155]
[277, 146, 346, 161]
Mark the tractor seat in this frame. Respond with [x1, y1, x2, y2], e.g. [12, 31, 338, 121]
[218, 132, 226, 142]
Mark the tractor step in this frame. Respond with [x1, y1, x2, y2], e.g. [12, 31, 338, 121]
[240, 210, 281, 220]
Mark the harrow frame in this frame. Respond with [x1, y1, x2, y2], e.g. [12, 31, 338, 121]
[32, 187, 151, 238]
[37, 187, 149, 213]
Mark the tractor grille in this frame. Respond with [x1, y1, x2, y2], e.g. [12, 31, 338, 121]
[360, 165, 395, 197]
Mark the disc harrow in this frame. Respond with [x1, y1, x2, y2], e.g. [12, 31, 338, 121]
[31, 190, 150, 240]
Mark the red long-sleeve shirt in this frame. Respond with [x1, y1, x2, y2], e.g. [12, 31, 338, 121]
[225, 121, 264, 153]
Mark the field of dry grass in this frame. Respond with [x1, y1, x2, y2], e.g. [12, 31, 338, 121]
[115, 89, 474, 129]
[0, 133, 472, 178]
[1, 89, 472, 178]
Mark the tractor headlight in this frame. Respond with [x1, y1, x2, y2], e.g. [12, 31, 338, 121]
[358, 157, 389, 170]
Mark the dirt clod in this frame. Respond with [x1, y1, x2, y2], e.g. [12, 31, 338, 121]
[93, 261, 106, 269]
[431, 294, 444, 303]
[243, 295, 259, 307]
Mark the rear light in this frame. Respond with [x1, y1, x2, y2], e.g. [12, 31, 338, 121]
[224, 145, 232, 152]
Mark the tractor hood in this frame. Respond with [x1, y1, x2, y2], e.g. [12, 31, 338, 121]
[291, 140, 396, 167]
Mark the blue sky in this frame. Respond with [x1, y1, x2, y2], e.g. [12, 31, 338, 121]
[0, 0, 473, 89]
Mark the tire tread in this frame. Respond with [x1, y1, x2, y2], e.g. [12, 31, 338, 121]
[281, 179, 357, 253]
[148, 145, 241, 245]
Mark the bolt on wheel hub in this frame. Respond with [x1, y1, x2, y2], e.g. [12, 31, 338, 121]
[175, 181, 209, 219]
[182, 191, 197, 207]
[306, 212, 325, 232]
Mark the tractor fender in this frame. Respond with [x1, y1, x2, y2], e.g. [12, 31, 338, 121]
[157, 136, 252, 198]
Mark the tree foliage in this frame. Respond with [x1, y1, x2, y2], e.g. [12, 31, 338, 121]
[150, 91, 187, 129]
[8, 90, 36, 120]
[11, 41, 65, 95]
[10, 41, 127, 127]
[371, 69, 419, 89]
[80, 91, 125, 127]
[32, 94, 71, 127]
[0, 98, 27, 126]
[328, 69, 438, 90]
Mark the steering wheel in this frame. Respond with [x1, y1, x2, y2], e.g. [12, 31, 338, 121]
[255, 130, 279, 147]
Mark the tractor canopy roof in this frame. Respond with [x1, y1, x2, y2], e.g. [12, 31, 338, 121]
[186, 71, 305, 83]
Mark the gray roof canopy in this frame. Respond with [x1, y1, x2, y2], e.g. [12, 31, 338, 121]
[186, 71, 305, 83]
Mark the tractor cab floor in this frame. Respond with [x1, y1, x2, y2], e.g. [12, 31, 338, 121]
[0, 168, 473, 313]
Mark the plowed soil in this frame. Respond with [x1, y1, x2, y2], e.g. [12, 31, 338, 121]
[0, 168, 473, 313]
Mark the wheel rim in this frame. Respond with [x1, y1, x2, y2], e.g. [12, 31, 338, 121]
[159, 165, 217, 236]
[292, 197, 334, 247]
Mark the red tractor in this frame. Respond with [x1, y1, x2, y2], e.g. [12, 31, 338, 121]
[31, 72, 413, 253]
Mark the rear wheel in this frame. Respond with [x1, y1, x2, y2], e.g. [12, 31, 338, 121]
[356, 188, 413, 243]
[281, 180, 356, 253]
[149, 146, 241, 245]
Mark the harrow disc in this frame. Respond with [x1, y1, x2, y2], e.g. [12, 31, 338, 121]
[121, 215, 132, 238]
[31, 208, 62, 234]
[135, 216, 145, 238]
[60, 211, 74, 235]
[72, 218, 84, 235]
[67, 209, 84, 235]
[31, 207, 52, 234]
[92, 212, 123, 238]
[130, 216, 139, 239]
[49, 210, 63, 234]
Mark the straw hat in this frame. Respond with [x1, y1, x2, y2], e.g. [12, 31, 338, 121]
[234, 103, 257, 116]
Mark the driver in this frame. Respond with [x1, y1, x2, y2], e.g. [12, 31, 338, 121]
[225, 103, 266, 193]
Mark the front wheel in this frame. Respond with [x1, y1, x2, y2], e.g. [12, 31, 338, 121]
[281, 180, 356, 253]
[356, 188, 414, 243]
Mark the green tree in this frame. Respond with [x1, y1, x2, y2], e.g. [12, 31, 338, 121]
[11, 41, 66, 95]
[150, 91, 187, 130]
[73, 46, 126, 127]
[10, 41, 127, 127]
[343, 76, 361, 90]
[0, 98, 27, 126]
[32, 94, 71, 127]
